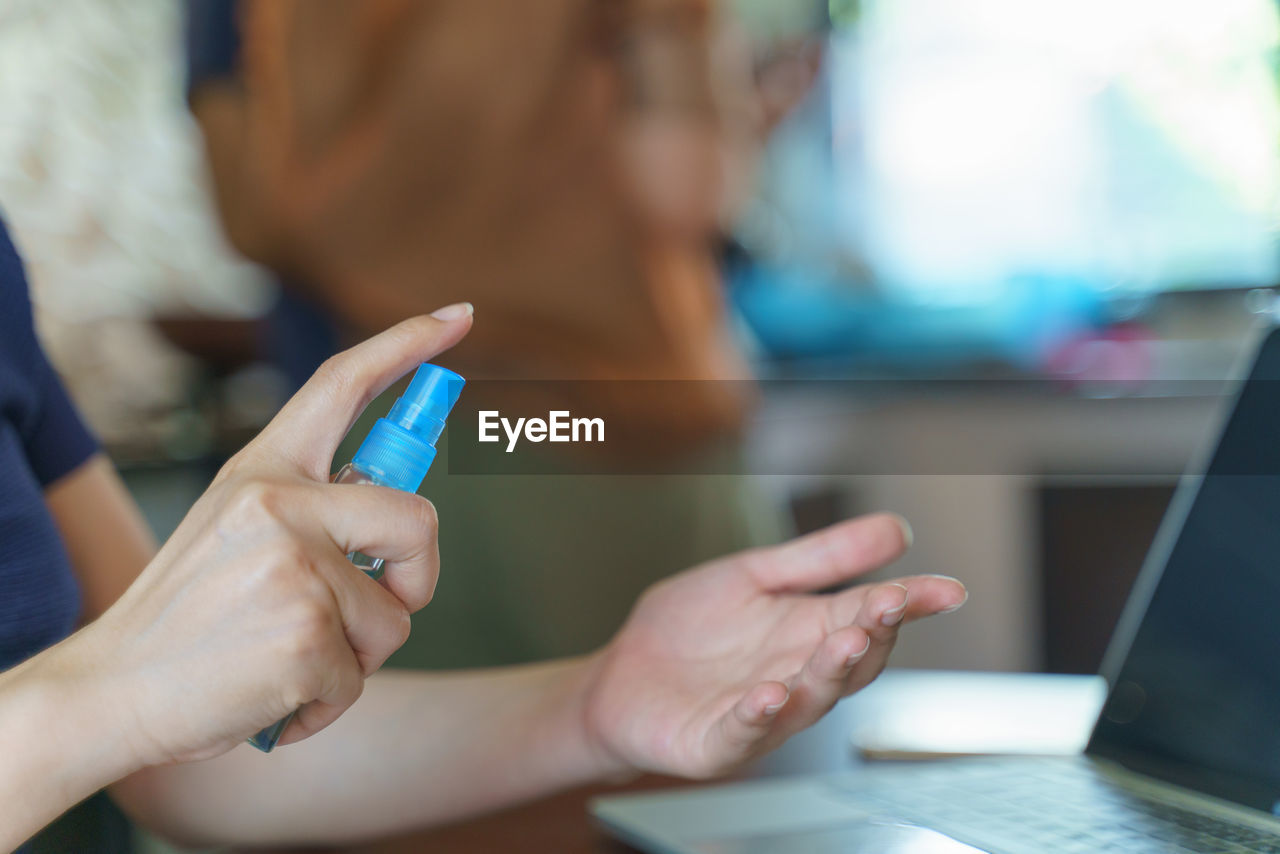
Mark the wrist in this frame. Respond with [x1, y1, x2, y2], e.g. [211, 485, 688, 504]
[0, 633, 147, 845]
[553, 650, 638, 784]
[38, 625, 152, 778]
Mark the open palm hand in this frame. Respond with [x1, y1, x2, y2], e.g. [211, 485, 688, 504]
[581, 514, 967, 778]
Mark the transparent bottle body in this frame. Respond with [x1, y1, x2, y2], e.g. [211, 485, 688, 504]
[332, 463, 386, 578]
[246, 463, 388, 752]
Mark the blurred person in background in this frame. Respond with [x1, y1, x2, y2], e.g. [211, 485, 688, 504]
[185, 0, 823, 669]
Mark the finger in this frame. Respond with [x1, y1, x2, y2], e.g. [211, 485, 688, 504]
[704, 680, 790, 771]
[743, 513, 912, 593]
[254, 307, 473, 479]
[826, 574, 967, 629]
[312, 553, 413, 675]
[277, 634, 365, 747]
[842, 582, 911, 696]
[285, 482, 441, 613]
[776, 626, 871, 731]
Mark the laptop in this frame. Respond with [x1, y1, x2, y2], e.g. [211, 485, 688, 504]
[592, 325, 1280, 854]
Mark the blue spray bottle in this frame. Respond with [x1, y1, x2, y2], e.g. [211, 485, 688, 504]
[248, 363, 465, 752]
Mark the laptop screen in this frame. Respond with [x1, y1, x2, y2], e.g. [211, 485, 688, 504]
[1088, 326, 1280, 813]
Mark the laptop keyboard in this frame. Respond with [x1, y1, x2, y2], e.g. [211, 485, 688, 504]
[826, 759, 1280, 853]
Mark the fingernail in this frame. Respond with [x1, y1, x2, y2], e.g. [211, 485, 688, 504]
[430, 302, 474, 321]
[763, 694, 789, 715]
[890, 514, 914, 549]
[938, 588, 969, 615]
[844, 635, 872, 669]
[881, 583, 909, 626]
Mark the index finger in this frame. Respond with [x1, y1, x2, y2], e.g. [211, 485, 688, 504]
[742, 513, 912, 593]
[253, 305, 473, 479]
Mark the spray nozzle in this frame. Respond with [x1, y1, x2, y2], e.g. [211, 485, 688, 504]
[350, 364, 466, 493]
[387, 363, 466, 445]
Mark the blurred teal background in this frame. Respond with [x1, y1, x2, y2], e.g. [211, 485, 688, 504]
[732, 0, 1280, 369]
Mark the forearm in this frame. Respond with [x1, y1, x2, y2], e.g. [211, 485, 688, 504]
[0, 637, 143, 852]
[112, 655, 617, 847]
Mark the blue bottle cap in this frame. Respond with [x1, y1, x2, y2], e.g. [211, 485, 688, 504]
[351, 364, 465, 493]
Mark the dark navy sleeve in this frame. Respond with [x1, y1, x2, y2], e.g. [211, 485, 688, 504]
[186, 0, 242, 93]
[0, 221, 99, 485]
[22, 347, 99, 485]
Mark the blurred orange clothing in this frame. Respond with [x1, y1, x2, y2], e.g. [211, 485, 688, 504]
[195, 0, 753, 452]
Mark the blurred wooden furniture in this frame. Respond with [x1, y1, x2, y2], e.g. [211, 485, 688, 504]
[748, 386, 1220, 673]
[1038, 482, 1175, 675]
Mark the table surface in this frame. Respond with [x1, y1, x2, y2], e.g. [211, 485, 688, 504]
[260, 671, 1102, 854]
[334, 775, 697, 854]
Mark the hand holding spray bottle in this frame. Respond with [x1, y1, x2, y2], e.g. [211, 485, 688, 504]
[249, 363, 465, 752]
